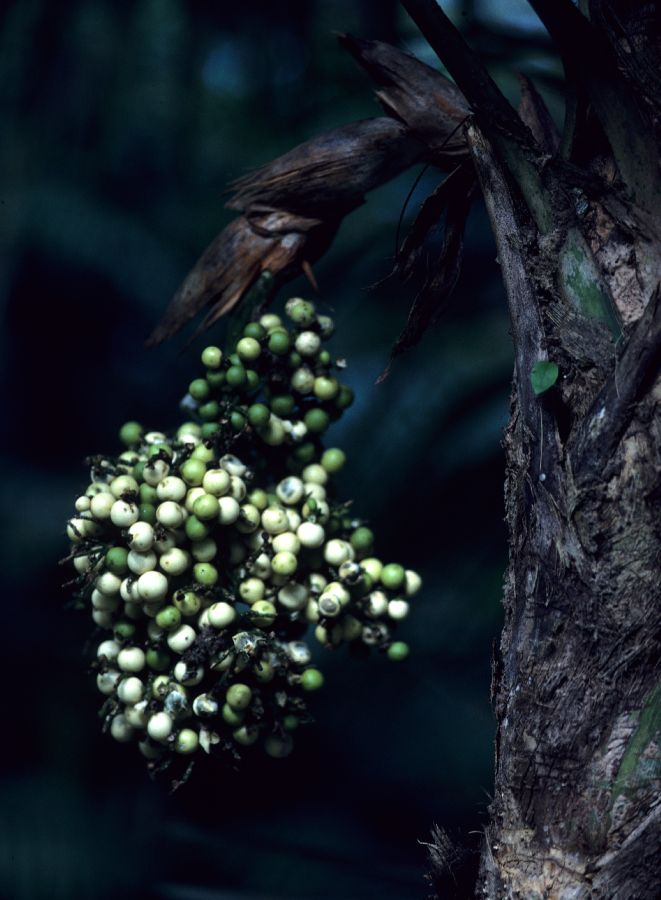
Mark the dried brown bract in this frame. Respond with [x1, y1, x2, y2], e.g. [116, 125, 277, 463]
[148, 117, 426, 345]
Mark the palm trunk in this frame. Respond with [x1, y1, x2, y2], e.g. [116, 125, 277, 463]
[400, 1, 661, 896]
[470, 123, 661, 898]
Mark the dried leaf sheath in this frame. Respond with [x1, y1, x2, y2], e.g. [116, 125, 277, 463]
[147, 214, 337, 346]
[229, 118, 426, 216]
[378, 160, 476, 380]
[148, 36, 478, 348]
[517, 73, 560, 155]
[337, 34, 471, 164]
[148, 118, 426, 345]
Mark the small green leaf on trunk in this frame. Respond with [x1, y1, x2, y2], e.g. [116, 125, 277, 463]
[531, 360, 559, 395]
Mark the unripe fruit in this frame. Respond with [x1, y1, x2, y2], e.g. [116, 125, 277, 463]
[67, 296, 422, 775]
[249, 600, 277, 628]
[201, 346, 222, 368]
[226, 683, 252, 710]
[387, 641, 410, 662]
[193, 493, 220, 521]
[381, 563, 405, 590]
[301, 668, 324, 691]
[175, 728, 199, 754]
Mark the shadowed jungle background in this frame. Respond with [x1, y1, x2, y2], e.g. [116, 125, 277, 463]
[0, 2, 563, 897]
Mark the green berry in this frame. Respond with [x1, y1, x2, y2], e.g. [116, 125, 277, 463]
[249, 488, 268, 510]
[293, 442, 316, 464]
[173, 590, 202, 616]
[239, 578, 265, 605]
[321, 447, 346, 473]
[283, 715, 299, 732]
[304, 408, 330, 434]
[198, 400, 220, 421]
[350, 526, 374, 551]
[180, 458, 206, 486]
[140, 483, 158, 504]
[193, 562, 218, 585]
[119, 421, 143, 447]
[236, 337, 261, 361]
[257, 418, 286, 446]
[291, 367, 314, 393]
[201, 346, 222, 368]
[226, 683, 252, 710]
[270, 394, 295, 417]
[336, 385, 355, 409]
[230, 411, 246, 431]
[148, 442, 173, 458]
[243, 322, 266, 341]
[248, 403, 270, 428]
[189, 378, 210, 402]
[300, 668, 324, 691]
[138, 502, 156, 524]
[105, 547, 129, 575]
[264, 734, 293, 758]
[193, 494, 220, 521]
[185, 515, 210, 542]
[151, 675, 170, 699]
[271, 551, 297, 576]
[206, 369, 225, 388]
[268, 329, 290, 355]
[249, 600, 277, 628]
[200, 422, 221, 439]
[253, 659, 275, 682]
[222, 702, 244, 726]
[285, 298, 316, 325]
[381, 563, 405, 590]
[387, 641, 410, 662]
[226, 365, 246, 388]
[233, 725, 259, 746]
[155, 606, 181, 630]
[114, 621, 136, 641]
[146, 648, 172, 671]
[175, 728, 199, 754]
[178, 422, 202, 440]
[353, 572, 374, 597]
[318, 349, 331, 365]
[313, 376, 339, 401]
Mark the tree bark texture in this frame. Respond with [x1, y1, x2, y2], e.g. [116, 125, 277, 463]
[396, 3, 661, 894]
[467, 121, 660, 900]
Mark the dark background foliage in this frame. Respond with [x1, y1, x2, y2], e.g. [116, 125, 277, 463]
[0, 2, 561, 897]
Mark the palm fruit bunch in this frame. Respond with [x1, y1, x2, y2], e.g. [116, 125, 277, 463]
[65, 297, 421, 773]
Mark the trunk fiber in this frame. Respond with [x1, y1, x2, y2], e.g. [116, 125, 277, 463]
[469, 123, 661, 899]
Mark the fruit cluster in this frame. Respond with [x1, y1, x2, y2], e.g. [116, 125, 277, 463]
[65, 298, 420, 771]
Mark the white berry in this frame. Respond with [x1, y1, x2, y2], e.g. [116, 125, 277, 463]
[147, 711, 173, 742]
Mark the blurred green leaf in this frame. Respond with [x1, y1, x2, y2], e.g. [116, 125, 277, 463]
[530, 360, 558, 395]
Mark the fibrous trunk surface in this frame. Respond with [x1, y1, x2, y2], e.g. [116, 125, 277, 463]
[470, 122, 661, 899]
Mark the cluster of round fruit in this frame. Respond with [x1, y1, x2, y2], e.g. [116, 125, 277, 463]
[182, 298, 354, 472]
[65, 299, 420, 771]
